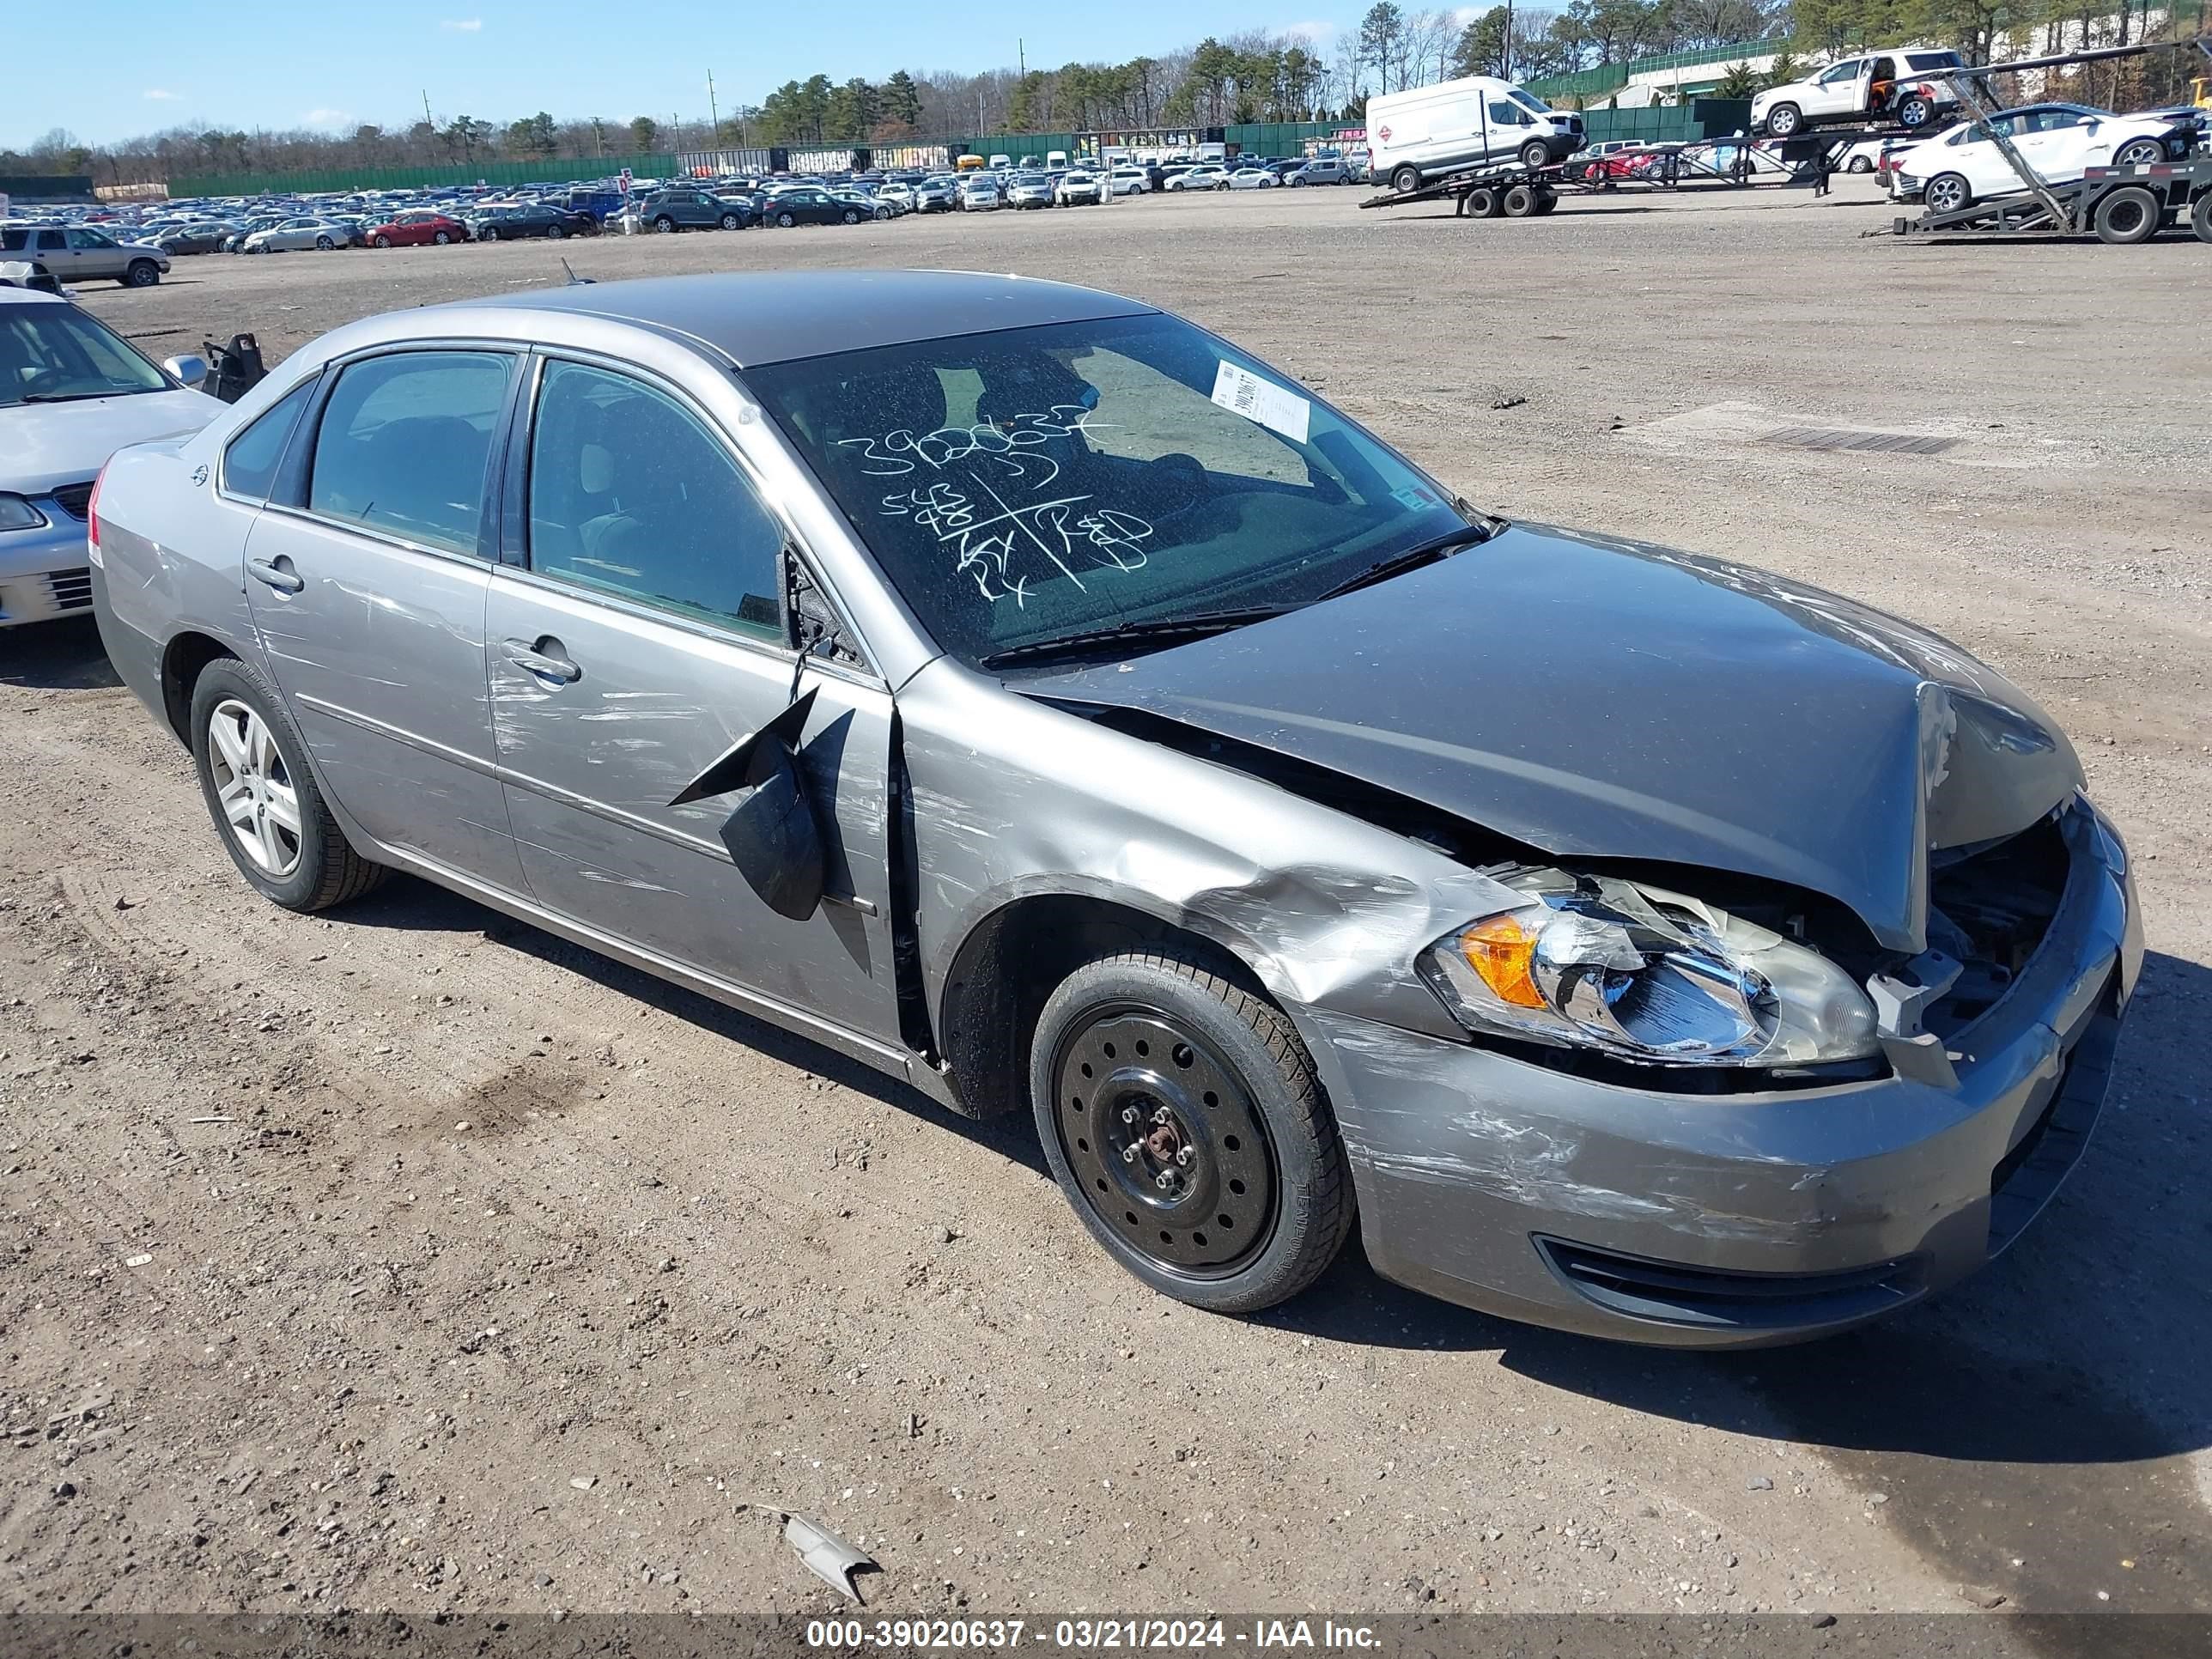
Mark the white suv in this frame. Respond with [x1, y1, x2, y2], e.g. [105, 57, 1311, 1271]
[1753, 49, 1966, 138]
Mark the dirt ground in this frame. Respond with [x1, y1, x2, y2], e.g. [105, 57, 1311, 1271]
[4, 179, 2209, 1627]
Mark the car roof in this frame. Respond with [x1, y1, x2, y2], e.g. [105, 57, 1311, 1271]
[443, 270, 1156, 368]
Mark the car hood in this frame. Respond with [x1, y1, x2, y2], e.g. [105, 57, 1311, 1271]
[1024, 524, 2080, 953]
[0, 388, 219, 495]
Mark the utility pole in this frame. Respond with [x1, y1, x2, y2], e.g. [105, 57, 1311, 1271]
[1503, 0, 1514, 80]
[708, 70, 719, 137]
[1019, 38, 1025, 75]
[422, 88, 434, 130]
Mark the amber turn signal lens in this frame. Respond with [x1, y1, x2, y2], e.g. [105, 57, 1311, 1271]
[1458, 915, 1547, 1009]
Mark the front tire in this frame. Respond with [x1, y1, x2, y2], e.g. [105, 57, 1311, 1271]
[189, 659, 383, 914]
[2192, 190, 2212, 244]
[124, 259, 161, 287]
[1030, 945, 1354, 1316]
[720, 212, 741, 228]
[1519, 140, 1552, 170]
[1765, 102, 1803, 138]
[1391, 163, 1421, 194]
[653, 216, 677, 233]
[372, 234, 392, 247]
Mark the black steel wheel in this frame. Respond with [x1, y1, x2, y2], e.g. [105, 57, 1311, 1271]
[1465, 185, 1504, 218]
[2092, 184, 2160, 246]
[2192, 190, 2212, 244]
[1502, 183, 1540, 216]
[1030, 945, 1353, 1314]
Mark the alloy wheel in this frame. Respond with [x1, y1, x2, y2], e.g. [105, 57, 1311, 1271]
[206, 699, 302, 878]
[1052, 1007, 1278, 1275]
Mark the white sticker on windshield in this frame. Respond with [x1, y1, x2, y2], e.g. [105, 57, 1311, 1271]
[1211, 361, 1311, 445]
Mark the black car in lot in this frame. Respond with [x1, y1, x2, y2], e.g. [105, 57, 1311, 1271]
[759, 188, 864, 227]
[635, 187, 750, 232]
[469, 204, 599, 241]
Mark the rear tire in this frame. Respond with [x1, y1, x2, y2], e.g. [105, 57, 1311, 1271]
[775, 210, 796, 228]
[313, 235, 333, 251]
[1924, 172, 1972, 214]
[189, 659, 384, 914]
[2192, 190, 2212, 244]
[1464, 185, 1504, 218]
[1895, 93, 1934, 130]
[2092, 184, 2160, 245]
[653, 215, 677, 233]
[433, 229, 452, 245]
[1502, 183, 1540, 216]
[1030, 944, 1354, 1316]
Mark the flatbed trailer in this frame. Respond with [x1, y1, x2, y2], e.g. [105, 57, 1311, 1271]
[1358, 160, 1570, 217]
[1883, 35, 2212, 241]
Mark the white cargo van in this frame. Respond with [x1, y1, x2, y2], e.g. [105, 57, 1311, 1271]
[1367, 76, 1586, 193]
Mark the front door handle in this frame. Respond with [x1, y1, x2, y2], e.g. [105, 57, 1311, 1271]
[503, 636, 582, 684]
[246, 555, 304, 595]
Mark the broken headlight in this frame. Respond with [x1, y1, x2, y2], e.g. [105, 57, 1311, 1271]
[1420, 869, 1878, 1067]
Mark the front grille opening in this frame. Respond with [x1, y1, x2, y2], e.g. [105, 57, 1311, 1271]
[50, 481, 95, 521]
[1923, 811, 2069, 1040]
[43, 570, 93, 611]
[1537, 1237, 1924, 1331]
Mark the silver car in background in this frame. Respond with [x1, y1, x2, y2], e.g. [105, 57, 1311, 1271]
[240, 218, 350, 254]
[2, 288, 216, 626]
[88, 272, 2137, 1346]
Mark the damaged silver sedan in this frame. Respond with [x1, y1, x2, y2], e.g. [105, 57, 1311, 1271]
[88, 272, 2140, 1346]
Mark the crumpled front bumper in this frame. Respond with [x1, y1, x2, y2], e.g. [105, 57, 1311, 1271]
[1296, 801, 2142, 1347]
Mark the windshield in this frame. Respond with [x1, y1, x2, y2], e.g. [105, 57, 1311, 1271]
[0, 301, 171, 407]
[746, 311, 1469, 667]
[1510, 89, 1552, 116]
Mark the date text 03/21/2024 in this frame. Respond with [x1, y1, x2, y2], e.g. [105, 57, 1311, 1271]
[803, 1618, 1382, 1650]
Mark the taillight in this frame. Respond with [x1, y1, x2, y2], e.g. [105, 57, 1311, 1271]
[86, 467, 105, 560]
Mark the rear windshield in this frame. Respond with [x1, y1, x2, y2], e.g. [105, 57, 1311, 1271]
[1907, 51, 1964, 70]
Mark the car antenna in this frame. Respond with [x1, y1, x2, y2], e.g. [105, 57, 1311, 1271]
[561, 258, 595, 285]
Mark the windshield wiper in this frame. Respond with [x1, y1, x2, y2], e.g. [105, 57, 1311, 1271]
[978, 605, 1294, 670]
[1315, 520, 1498, 602]
[16, 392, 127, 404]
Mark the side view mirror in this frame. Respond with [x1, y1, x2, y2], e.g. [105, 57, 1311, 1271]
[670, 687, 826, 921]
[165, 353, 210, 391]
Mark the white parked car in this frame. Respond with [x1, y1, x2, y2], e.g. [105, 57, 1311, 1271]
[241, 218, 349, 254]
[1003, 174, 1056, 210]
[1893, 103, 2185, 213]
[1224, 167, 1277, 190]
[1106, 167, 1150, 196]
[1, 288, 219, 628]
[957, 174, 1003, 210]
[1368, 74, 1586, 193]
[1054, 171, 1105, 206]
[1167, 165, 1228, 191]
[1753, 49, 1966, 138]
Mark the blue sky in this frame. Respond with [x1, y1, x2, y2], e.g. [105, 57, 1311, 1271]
[9, 0, 1358, 149]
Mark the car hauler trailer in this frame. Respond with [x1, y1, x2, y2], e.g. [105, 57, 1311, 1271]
[1885, 36, 2212, 242]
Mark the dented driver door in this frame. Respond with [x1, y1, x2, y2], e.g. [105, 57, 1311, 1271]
[485, 354, 903, 1048]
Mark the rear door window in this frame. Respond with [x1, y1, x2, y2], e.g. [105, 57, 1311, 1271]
[307, 350, 514, 556]
[222, 379, 319, 501]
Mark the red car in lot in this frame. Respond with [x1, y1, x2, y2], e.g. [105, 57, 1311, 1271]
[364, 211, 470, 248]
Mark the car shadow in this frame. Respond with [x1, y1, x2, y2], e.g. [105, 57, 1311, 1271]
[337, 872, 1049, 1178]
[1, 617, 122, 690]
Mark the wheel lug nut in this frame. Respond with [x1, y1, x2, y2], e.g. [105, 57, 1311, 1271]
[1121, 1107, 1138, 1125]
[1155, 1171, 1173, 1190]
[1121, 1145, 1138, 1164]
[1176, 1146, 1194, 1165]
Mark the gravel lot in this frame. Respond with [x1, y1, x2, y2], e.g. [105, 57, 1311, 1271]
[5, 179, 2209, 1626]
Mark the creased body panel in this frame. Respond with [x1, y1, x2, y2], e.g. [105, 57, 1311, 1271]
[1033, 525, 2082, 952]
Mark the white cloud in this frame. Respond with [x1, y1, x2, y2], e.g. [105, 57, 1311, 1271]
[299, 108, 354, 128]
[440, 16, 483, 29]
[1449, 4, 1483, 22]
[143, 88, 180, 100]
[1277, 18, 1340, 40]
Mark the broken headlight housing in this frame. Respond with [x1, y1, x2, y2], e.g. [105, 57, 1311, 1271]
[1420, 869, 1879, 1067]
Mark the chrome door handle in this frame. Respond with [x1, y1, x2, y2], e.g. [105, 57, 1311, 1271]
[246, 556, 304, 594]
[502, 637, 582, 684]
